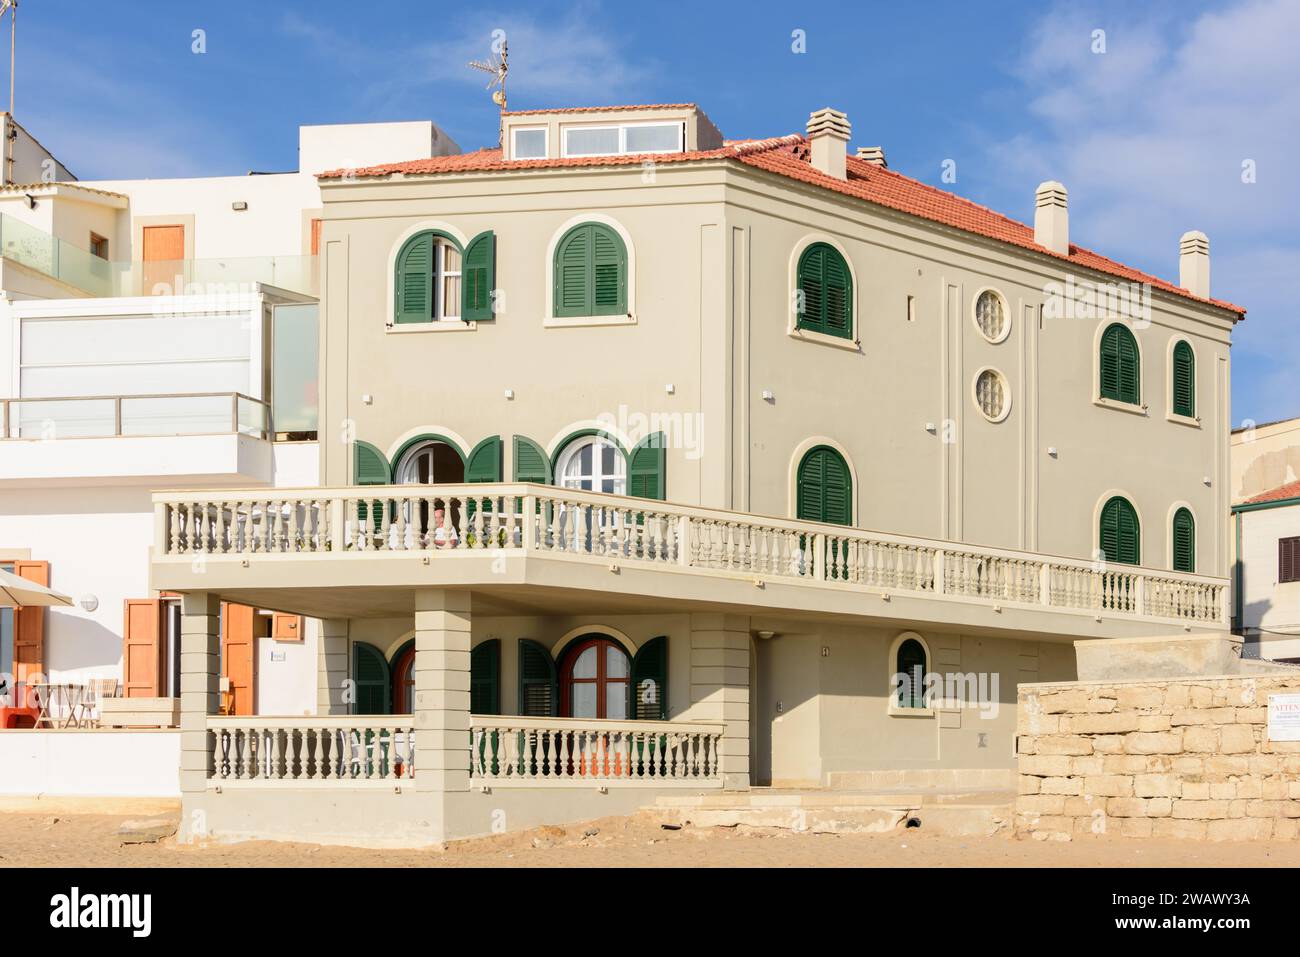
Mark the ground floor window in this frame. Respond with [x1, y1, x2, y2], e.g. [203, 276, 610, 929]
[561, 636, 630, 719]
[894, 637, 928, 709]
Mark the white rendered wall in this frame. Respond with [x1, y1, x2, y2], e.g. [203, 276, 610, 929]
[0, 731, 179, 797]
[1239, 503, 1300, 659]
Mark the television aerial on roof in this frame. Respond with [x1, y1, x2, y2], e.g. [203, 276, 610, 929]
[468, 37, 509, 125]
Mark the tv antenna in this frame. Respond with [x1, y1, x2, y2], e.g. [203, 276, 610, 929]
[468, 38, 508, 137]
[1, 0, 15, 117]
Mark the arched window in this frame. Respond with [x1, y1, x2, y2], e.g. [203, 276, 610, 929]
[553, 222, 627, 317]
[796, 445, 852, 525]
[394, 439, 465, 485]
[1172, 507, 1195, 573]
[1172, 341, 1195, 417]
[895, 638, 928, 709]
[561, 636, 631, 720]
[1099, 323, 1140, 404]
[394, 231, 463, 324]
[393, 439, 466, 546]
[1099, 495, 1141, 566]
[556, 433, 627, 495]
[796, 242, 852, 339]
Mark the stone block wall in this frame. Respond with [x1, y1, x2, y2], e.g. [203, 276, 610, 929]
[1016, 674, 1300, 841]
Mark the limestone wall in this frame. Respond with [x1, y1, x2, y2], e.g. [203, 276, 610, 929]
[1016, 674, 1300, 841]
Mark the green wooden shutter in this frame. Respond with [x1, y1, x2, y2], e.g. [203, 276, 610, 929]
[628, 432, 666, 500]
[351, 641, 391, 715]
[462, 230, 496, 322]
[470, 639, 501, 714]
[591, 224, 627, 316]
[796, 446, 852, 525]
[353, 441, 390, 525]
[394, 232, 434, 324]
[796, 243, 852, 339]
[1100, 496, 1140, 566]
[1100, 324, 1140, 404]
[466, 436, 503, 483]
[1172, 508, 1195, 573]
[631, 636, 668, 720]
[1172, 341, 1195, 417]
[511, 435, 552, 484]
[895, 639, 927, 708]
[518, 638, 558, 716]
[554, 226, 591, 317]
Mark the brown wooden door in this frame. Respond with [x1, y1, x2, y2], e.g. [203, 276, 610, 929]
[142, 224, 185, 293]
[220, 602, 256, 716]
[12, 561, 48, 701]
[122, 599, 164, 698]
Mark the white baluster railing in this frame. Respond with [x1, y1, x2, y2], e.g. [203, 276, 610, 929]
[209, 716, 414, 786]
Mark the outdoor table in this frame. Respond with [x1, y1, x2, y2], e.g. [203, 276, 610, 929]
[30, 683, 88, 729]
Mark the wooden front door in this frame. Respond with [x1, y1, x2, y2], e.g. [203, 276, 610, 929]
[122, 599, 164, 698]
[561, 637, 630, 720]
[142, 224, 185, 293]
[12, 561, 49, 700]
[220, 603, 257, 715]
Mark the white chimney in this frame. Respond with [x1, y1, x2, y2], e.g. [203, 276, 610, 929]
[855, 145, 887, 168]
[1034, 181, 1069, 256]
[1179, 231, 1210, 298]
[806, 108, 851, 180]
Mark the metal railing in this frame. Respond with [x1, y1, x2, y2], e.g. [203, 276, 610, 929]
[1, 392, 270, 440]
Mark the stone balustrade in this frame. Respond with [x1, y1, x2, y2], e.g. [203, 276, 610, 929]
[209, 717, 414, 785]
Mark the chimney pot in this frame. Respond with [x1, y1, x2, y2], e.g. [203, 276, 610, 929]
[1179, 230, 1210, 298]
[855, 146, 887, 168]
[806, 108, 851, 180]
[1034, 181, 1069, 256]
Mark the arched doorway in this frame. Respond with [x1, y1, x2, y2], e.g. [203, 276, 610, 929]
[796, 445, 852, 525]
[391, 640, 415, 714]
[560, 635, 631, 720]
[394, 439, 466, 546]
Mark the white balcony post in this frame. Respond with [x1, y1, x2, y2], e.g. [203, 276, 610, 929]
[413, 588, 472, 792]
[1134, 575, 1146, 617]
[316, 618, 349, 715]
[688, 613, 750, 790]
[677, 514, 691, 566]
[178, 592, 220, 835]
[329, 497, 346, 552]
[932, 550, 946, 594]
[1039, 562, 1052, 606]
[522, 494, 537, 549]
[813, 533, 826, 581]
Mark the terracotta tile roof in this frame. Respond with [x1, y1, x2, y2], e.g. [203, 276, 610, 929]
[319, 134, 1244, 316]
[1243, 480, 1300, 506]
[501, 103, 697, 116]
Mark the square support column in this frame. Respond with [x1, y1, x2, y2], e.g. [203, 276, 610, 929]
[413, 589, 472, 792]
[179, 592, 220, 796]
[316, 618, 350, 715]
[689, 613, 751, 790]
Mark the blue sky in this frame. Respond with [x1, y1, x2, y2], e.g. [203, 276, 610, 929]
[20, 0, 1298, 425]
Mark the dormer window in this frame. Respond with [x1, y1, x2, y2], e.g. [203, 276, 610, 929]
[512, 127, 547, 160]
[562, 122, 683, 158]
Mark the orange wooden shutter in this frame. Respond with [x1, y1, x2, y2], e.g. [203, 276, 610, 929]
[12, 561, 48, 692]
[142, 224, 185, 293]
[221, 602, 256, 716]
[310, 218, 322, 255]
[272, 613, 303, 642]
[122, 599, 164, 698]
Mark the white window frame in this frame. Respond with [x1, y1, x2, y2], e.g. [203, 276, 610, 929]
[431, 240, 462, 323]
[511, 125, 548, 161]
[561, 121, 685, 159]
[556, 434, 627, 495]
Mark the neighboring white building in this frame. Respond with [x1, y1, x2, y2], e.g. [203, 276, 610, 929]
[1233, 479, 1300, 660]
[0, 118, 459, 715]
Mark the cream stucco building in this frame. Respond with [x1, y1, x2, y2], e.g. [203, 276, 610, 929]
[1, 101, 1244, 845]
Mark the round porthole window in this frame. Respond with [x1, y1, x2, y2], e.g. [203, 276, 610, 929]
[973, 289, 1009, 343]
[973, 368, 1011, 422]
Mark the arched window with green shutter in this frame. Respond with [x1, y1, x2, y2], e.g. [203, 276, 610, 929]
[553, 222, 627, 317]
[895, 638, 928, 709]
[1172, 507, 1195, 573]
[518, 638, 558, 716]
[1099, 323, 1140, 404]
[470, 639, 501, 714]
[796, 242, 853, 339]
[351, 641, 391, 715]
[1172, 340, 1195, 418]
[394, 230, 464, 324]
[796, 445, 852, 526]
[1099, 495, 1141, 566]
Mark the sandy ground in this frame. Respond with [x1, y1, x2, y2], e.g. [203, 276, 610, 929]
[3, 804, 1300, 867]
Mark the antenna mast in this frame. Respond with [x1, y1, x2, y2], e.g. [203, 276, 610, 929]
[1, 0, 16, 187]
[467, 38, 509, 145]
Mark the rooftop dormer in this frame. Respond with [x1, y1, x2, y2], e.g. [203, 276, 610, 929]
[500, 104, 723, 161]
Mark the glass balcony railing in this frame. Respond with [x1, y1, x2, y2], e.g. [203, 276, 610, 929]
[0, 213, 318, 298]
[0, 393, 271, 440]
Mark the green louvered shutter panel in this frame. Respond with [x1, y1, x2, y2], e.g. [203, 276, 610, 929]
[466, 436, 502, 483]
[518, 638, 558, 716]
[395, 232, 434, 324]
[631, 636, 668, 720]
[351, 641, 391, 715]
[797, 244, 826, 331]
[1118, 330, 1140, 404]
[353, 441, 390, 525]
[591, 224, 626, 315]
[896, 638, 927, 708]
[554, 226, 591, 317]
[1172, 341, 1195, 417]
[797, 446, 851, 525]
[470, 639, 501, 714]
[628, 432, 666, 500]
[462, 230, 496, 322]
[1100, 324, 1140, 404]
[1172, 508, 1195, 573]
[823, 247, 852, 337]
[1100, 497, 1140, 566]
[511, 435, 552, 484]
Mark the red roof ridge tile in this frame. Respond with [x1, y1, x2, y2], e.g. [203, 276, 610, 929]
[1243, 479, 1300, 505]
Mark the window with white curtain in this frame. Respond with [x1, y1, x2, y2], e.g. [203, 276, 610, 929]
[556, 435, 627, 495]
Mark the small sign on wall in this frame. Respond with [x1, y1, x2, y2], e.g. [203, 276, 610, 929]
[1267, 694, 1300, 741]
